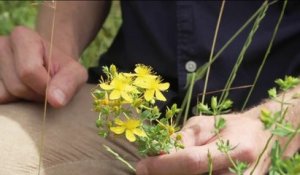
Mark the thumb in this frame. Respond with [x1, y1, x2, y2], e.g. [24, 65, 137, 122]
[47, 61, 87, 108]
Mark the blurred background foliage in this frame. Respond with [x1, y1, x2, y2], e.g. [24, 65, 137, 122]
[0, 1, 122, 68]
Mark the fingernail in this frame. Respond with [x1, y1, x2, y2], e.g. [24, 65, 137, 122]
[52, 88, 66, 105]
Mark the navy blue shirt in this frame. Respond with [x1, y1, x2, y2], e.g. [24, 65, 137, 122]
[88, 1, 300, 112]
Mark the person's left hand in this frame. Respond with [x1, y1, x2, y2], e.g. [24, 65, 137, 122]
[136, 109, 273, 175]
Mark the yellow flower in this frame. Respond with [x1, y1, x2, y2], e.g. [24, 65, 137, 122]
[134, 64, 156, 78]
[134, 77, 170, 101]
[110, 118, 146, 142]
[100, 73, 137, 102]
[124, 64, 157, 82]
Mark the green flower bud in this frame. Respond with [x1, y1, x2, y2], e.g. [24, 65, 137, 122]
[211, 96, 218, 110]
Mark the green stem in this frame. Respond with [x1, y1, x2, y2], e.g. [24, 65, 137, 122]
[282, 122, 300, 154]
[183, 73, 196, 125]
[103, 144, 136, 172]
[178, 0, 277, 123]
[242, 0, 288, 110]
[208, 150, 213, 175]
[250, 93, 288, 174]
[202, 0, 226, 103]
[250, 134, 275, 175]
[215, 130, 238, 170]
[176, 93, 188, 125]
[219, 1, 269, 105]
[275, 122, 299, 134]
[207, 0, 277, 70]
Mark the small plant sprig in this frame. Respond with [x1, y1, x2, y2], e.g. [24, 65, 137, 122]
[198, 97, 249, 175]
[92, 64, 184, 160]
[255, 76, 300, 175]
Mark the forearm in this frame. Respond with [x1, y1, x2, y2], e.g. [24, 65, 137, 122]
[36, 1, 111, 58]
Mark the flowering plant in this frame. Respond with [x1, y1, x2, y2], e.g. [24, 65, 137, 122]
[92, 64, 183, 157]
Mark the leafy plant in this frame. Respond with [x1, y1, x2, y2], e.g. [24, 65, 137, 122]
[92, 64, 184, 159]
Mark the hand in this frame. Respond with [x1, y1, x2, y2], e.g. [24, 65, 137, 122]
[136, 109, 273, 175]
[0, 26, 87, 107]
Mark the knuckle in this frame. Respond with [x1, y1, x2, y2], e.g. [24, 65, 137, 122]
[18, 65, 36, 81]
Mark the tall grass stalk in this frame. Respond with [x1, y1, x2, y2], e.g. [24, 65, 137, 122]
[177, 1, 277, 123]
[201, 0, 226, 104]
[242, 0, 288, 110]
[219, 1, 269, 105]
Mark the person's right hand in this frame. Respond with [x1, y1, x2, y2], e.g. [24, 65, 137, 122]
[0, 26, 88, 107]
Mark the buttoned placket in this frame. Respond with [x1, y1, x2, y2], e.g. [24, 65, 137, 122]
[176, 1, 197, 94]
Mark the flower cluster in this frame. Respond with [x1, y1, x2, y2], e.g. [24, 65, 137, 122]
[92, 64, 183, 156]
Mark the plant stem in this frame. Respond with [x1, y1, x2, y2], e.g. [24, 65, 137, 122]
[202, 0, 226, 103]
[250, 134, 275, 175]
[219, 1, 269, 105]
[206, 0, 277, 70]
[208, 150, 213, 175]
[179, 0, 276, 123]
[250, 93, 288, 174]
[215, 129, 238, 170]
[242, 0, 288, 110]
[282, 122, 300, 154]
[103, 144, 136, 172]
[38, 2, 56, 175]
[183, 73, 196, 125]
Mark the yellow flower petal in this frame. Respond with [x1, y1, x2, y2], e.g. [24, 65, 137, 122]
[134, 79, 149, 89]
[114, 118, 124, 126]
[121, 92, 133, 102]
[133, 128, 146, 137]
[155, 90, 166, 101]
[158, 83, 170, 90]
[126, 119, 140, 129]
[110, 126, 125, 134]
[126, 130, 136, 142]
[100, 83, 113, 90]
[144, 90, 155, 101]
[110, 90, 121, 100]
[123, 73, 135, 77]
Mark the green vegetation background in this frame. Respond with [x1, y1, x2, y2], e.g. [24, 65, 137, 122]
[0, 1, 122, 68]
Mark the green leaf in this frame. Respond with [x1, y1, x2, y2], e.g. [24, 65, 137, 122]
[268, 88, 277, 98]
[96, 118, 103, 128]
[98, 130, 108, 137]
[197, 103, 211, 114]
[220, 99, 233, 110]
[215, 116, 226, 131]
[275, 76, 300, 91]
[260, 108, 273, 129]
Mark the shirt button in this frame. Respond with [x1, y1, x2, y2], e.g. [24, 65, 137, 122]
[185, 61, 197, 72]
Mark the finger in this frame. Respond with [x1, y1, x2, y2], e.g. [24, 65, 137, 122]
[47, 61, 87, 107]
[0, 79, 17, 103]
[10, 26, 49, 95]
[0, 36, 44, 101]
[136, 142, 232, 175]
